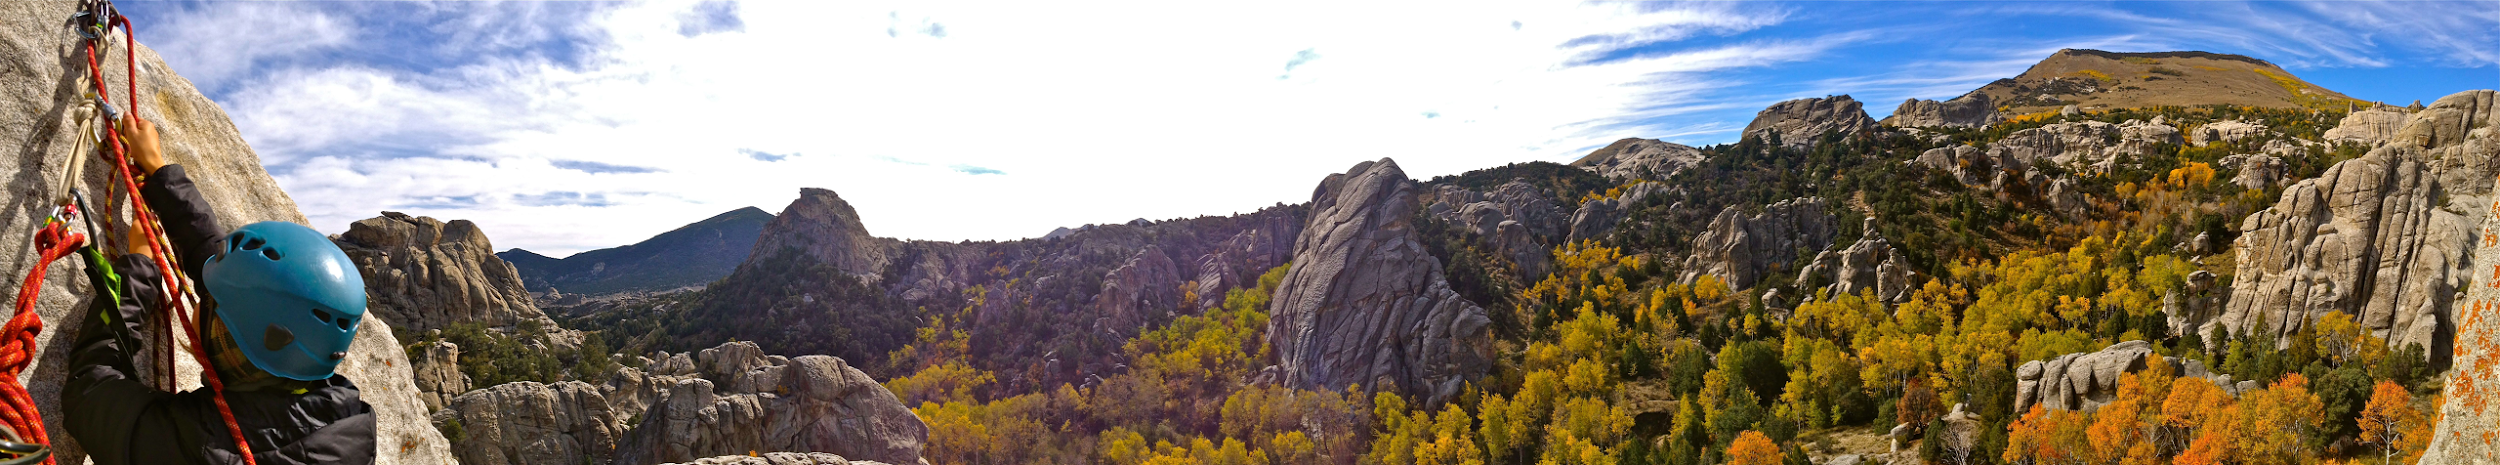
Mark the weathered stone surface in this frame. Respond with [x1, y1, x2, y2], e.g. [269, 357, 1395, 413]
[1912, 145, 1994, 186]
[2188, 120, 2267, 146]
[2218, 153, 2287, 190]
[1266, 158, 1494, 408]
[1795, 220, 1912, 303]
[1567, 182, 1665, 243]
[2218, 144, 2465, 359]
[1682, 197, 1836, 290]
[338, 212, 568, 338]
[2428, 192, 2500, 465]
[0, 3, 450, 463]
[1987, 120, 2179, 173]
[2014, 341, 2233, 413]
[1744, 95, 1881, 148]
[1433, 180, 1567, 280]
[741, 188, 894, 281]
[1093, 246, 1182, 333]
[2323, 105, 2414, 146]
[616, 342, 929, 465]
[435, 381, 627, 465]
[1570, 138, 1706, 180]
[1882, 93, 2003, 129]
[412, 339, 471, 411]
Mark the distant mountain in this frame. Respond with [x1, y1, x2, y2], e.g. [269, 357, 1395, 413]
[1971, 49, 2359, 115]
[498, 206, 775, 294]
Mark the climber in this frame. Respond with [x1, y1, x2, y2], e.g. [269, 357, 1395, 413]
[59, 115, 377, 464]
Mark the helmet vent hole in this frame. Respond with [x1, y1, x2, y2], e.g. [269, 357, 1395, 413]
[312, 308, 331, 323]
[336, 316, 354, 331]
[240, 236, 265, 250]
[263, 248, 283, 261]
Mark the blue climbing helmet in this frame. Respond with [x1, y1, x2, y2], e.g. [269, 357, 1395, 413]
[201, 221, 367, 381]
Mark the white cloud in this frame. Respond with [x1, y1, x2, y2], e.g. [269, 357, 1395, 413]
[194, 0, 1801, 256]
[152, 3, 352, 90]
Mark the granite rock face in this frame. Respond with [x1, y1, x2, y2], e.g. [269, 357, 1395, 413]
[1569, 138, 1706, 180]
[617, 343, 929, 465]
[1744, 95, 1881, 148]
[1092, 246, 1182, 333]
[1432, 180, 1567, 280]
[2322, 105, 2415, 146]
[1987, 120, 2181, 173]
[1266, 158, 1494, 408]
[1681, 197, 1836, 290]
[1567, 182, 1666, 243]
[2218, 153, 2288, 190]
[434, 381, 627, 465]
[2428, 192, 2500, 465]
[412, 340, 471, 411]
[2218, 144, 2465, 359]
[1912, 145, 1995, 186]
[0, 3, 451, 463]
[664, 453, 886, 465]
[741, 188, 894, 280]
[2188, 120, 2268, 146]
[338, 212, 568, 338]
[2014, 341, 2234, 413]
[1794, 220, 1912, 303]
[1882, 93, 2003, 129]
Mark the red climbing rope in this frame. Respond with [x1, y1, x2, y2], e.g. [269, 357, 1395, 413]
[68, 8, 259, 465]
[0, 215, 85, 465]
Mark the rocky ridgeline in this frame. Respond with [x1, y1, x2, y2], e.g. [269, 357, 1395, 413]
[337, 212, 573, 340]
[1882, 93, 2004, 129]
[1570, 137, 1706, 180]
[1681, 197, 1836, 290]
[1744, 95, 1882, 148]
[0, 2, 452, 463]
[2218, 90, 2499, 362]
[432, 341, 927, 465]
[1267, 159, 1495, 407]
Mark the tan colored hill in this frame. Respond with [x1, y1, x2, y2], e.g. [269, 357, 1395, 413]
[1972, 49, 2361, 115]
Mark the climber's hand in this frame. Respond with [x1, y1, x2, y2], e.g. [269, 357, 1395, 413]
[117, 115, 166, 176]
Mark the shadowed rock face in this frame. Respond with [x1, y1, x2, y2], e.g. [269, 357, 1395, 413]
[742, 188, 893, 281]
[1743, 95, 1880, 148]
[0, 2, 449, 463]
[1267, 158, 1493, 408]
[338, 212, 569, 339]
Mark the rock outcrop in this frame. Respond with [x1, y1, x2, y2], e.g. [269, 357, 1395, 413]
[1266, 159, 1494, 408]
[2217, 153, 2288, 190]
[1744, 95, 1881, 148]
[1567, 182, 1666, 243]
[664, 453, 889, 465]
[438, 342, 929, 465]
[1429, 180, 1568, 279]
[741, 188, 893, 280]
[2188, 120, 2267, 146]
[1681, 197, 1836, 290]
[1882, 93, 2003, 129]
[1912, 145, 1995, 186]
[0, 3, 451, 463]
[1987, 120, 2181, 173]
[2427, 198, 2500, 465]
[2322, 105, 2415, 146]
[2014, 341, 2236, 413]
[617, 343, 929, 465]
[338, 212, 568, 337]
[2218, 144, 2464, 358]
[1569, 138, 1706, 180]
[412, 339, 471, 411]
[1093, 246, 1183, 332]
[1794, 220, 1913, 303]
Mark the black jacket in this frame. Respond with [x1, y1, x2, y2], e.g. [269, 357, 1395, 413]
[61, 165, 377, 465]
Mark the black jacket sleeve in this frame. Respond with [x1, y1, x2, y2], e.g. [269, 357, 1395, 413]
[138, 164, 231, 277]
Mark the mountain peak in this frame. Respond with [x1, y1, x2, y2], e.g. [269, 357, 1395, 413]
[1971, 49, 2357, 115]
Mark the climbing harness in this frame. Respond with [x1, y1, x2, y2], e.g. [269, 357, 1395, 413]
[0, 2, 263, 463]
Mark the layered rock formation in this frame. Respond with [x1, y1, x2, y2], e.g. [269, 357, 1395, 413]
[0, 3, 450, 463]
[436, 341, 929, 465]
[1794, 220, 1912, 303]
[1744, 95, 1881, 148]
[1267, 159, 1494, 407]
[338, 212, 569, 337]
[1882, 93, 2003, 129]
[1569, 138, 1705, 180]
[2014, 341, 2238, 413]
[1681, 197, 1836, 290]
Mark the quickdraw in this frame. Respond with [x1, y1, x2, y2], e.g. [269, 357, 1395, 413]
[3, 1, 262, 464]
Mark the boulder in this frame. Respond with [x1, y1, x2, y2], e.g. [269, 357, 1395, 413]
[1744, 95, 1881, 148]
[1570, 138, 1706, 180]
[1882, 93, 2003, 129]
[0, 2, 451, 463]
[1795, 220, 1913, 303]
[2217, 153, 2288, 190]
[2013, 341, 2233, 413]
[1911, 145, 1993, 186]
[2323, 105, 2413, 146]
[433, 381, 627, 465]
[616, 345, 929, 465]
[412, 340, 471, 411]
[1265, 158, 1494, 408]
[2188, 120, 2268, 146]
[1682, 197, 1836, 290]
[664, 453, 886, 465]
[1567, 182, 1666, 243]
[337, 212, 570, 340]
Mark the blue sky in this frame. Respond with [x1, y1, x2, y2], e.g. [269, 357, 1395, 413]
[119, 1, 2498, 256]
